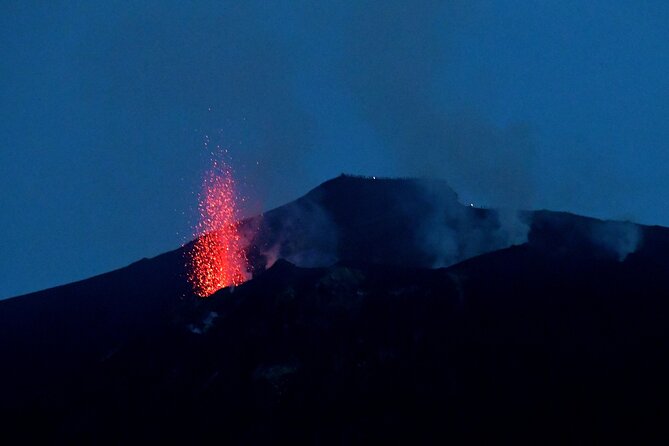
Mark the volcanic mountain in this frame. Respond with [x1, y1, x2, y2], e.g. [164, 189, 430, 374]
[2, 175, 669, 444]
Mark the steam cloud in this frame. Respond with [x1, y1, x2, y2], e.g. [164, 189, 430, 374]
[416, 180, 530, 268]
[241, 190, 339, 274]
[590, 221, 643, 262]
[262, 198, 339, 269]
[171, 3, 640, 269]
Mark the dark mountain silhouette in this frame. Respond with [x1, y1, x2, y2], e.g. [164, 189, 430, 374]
[244, 175, 528, 272]
[2, 175, 669, 444]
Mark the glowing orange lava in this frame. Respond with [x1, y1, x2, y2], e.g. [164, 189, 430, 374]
[187, 158, 248, 297]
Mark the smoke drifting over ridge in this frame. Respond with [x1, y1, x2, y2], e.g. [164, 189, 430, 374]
[342, 2, 537, 209]
[590, 220, 643, 262]
[7, 1, 668, 298]
[240, 176, 535, 275]
[238, 175, 641, 277]
[246, 194, 339, 272]
[159, 0, 538, 211]
[416, 180, 530, 268]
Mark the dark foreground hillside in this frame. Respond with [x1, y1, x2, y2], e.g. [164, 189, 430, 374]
[2, 177, 669, 444]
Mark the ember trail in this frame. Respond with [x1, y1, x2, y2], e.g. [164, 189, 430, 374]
[187, 157, 248, 297]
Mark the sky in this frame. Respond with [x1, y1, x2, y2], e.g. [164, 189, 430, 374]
[2, 1, 669, 298]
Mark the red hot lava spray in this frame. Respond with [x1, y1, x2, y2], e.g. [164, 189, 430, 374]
[187, 157, 249, 297]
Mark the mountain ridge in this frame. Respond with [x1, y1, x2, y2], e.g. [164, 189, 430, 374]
[6, 174, 656, 302]
[3, 175, 669, 443]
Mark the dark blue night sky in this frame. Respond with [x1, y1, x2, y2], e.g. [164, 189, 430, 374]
[2, 1, 669, 298]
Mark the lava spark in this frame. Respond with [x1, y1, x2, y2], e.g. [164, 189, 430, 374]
[187, 158, 248, 297]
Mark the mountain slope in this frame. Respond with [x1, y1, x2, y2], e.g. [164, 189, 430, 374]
[2, 176, 669, 443]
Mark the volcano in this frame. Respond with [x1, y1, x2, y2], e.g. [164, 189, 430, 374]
[3, 175, 669, 444]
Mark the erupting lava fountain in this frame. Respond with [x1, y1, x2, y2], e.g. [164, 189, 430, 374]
[187, 157, 249, 297]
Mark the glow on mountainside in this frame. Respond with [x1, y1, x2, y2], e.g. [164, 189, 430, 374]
[187, 157, 249, 297]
